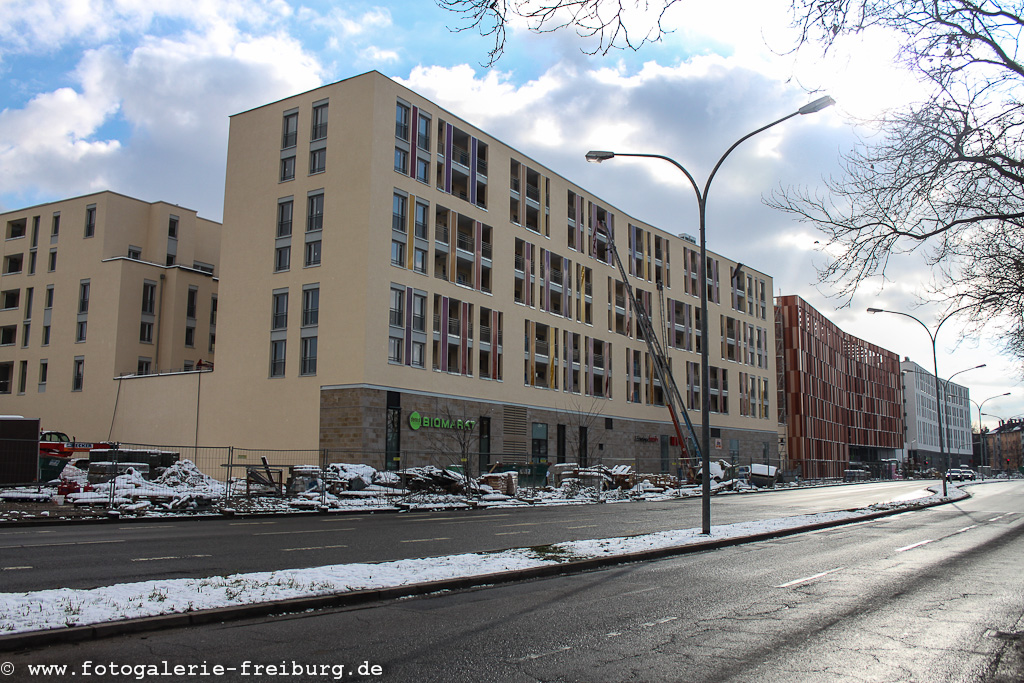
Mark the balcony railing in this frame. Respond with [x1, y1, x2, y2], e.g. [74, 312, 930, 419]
[456, 233, 475, 252]
[435, 224, 450, 244]
[526, 183, 540, 202]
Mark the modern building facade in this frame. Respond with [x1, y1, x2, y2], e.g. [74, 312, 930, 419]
[775, 295, 905, 478]
[107, 70, 779, 475]
[0, 192, 220, 439]
[900, 358, 972, 472]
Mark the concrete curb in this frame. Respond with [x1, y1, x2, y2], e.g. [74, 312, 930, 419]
[0, 494, 959, 652]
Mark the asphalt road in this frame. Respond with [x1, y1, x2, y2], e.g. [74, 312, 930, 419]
[8, 480, 1022, 682]
[0, 481, 937, 592]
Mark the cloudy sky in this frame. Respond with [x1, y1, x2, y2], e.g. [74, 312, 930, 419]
[2, 0, 1020, 430]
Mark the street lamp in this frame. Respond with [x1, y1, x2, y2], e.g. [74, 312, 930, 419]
[588, 94, 834, 534]
[868, 306, 972, 495]
[972, 392, 1011, 476]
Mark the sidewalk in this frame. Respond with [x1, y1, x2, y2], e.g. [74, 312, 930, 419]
[0, 485, 967, 651]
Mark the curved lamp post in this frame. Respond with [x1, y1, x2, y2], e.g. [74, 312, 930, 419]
[587, 95, 834, 534]
[868, 306, 974, 495]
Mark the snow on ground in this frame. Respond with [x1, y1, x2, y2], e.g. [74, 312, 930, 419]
[0, 486, 966, 636]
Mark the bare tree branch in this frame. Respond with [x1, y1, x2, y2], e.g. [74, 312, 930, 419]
[436, 0, 682, 66]
[775, 0, 1024, 358]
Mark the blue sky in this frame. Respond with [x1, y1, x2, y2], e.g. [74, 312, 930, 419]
[2, 0, 1020, 426]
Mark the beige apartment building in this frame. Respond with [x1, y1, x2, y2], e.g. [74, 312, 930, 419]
[0, 192, 220, 440]
[4, 72, 778, 476]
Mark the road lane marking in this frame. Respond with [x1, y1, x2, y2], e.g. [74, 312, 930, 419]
[117, 525, 174, 530]
[132, 554, 212, 562]
[776, 567, 845, 588]
[281, 544, 348, 552]
[229, 521, 278, 526]
[518, 646, 572, 661]
[566, 525, 599, 530]
[2, 566, 32, 571]
[11, 539, 126, 549]
[494, 531, 532, 536]
[255, 528, 354, 536]
[989, 514, 1010, 522]
[499, 522, 543, 527]
[0, 530, 55, 536]
[399, 537, 451, 543]
[954, 525, 978, 534]
[895, 539, 934, 553]
[643, 616, 679, 627]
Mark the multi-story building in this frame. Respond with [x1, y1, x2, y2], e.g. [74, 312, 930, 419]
[0, 192, 220, 439]
[775, 295, 905, 478]
[985, 419, 1023, 473]
[109, 70, 779, 475]
[900, 358, 972, 472]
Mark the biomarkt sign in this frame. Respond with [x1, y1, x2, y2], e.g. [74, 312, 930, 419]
[408, 411, 476, 431]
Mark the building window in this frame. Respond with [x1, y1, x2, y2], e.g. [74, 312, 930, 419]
[1, 290, 18, 310]
[414, 201, 429, 239]
[272, 292, 288, 330]
[166, 254, 175, 266]
[416, 157, 429, 183]
[280, 156, 295, 182]
[391, 240, 406, 267]
[412, 341, 425, 368]
[78, 281, 90, 313]
[0, 362, 11, 394]
[414, 247, 427, 274]
[75, 320, 87, 342]
[3, 254, 23, 274]
[393, 193, 407, 232]
[142, 282, 156, 314]
[48, 250, 57, 272]
[275, 245, 291, 272]
[311, 102, 328, 141]
[394, 147, 408, 173]
[51, 213, 60, 238]
[305, 240, 321, 267]
[210, 295, 218, 325]
[307, 194, 324, 232]
[0, 326, 15, 346]
[38, 360, 47, 391]
[388, 337, 403, 364]
[84, 206, 96, 238]
[42, 325, 50, 345]
[302, 287, 319, 326]
[277, 200, 293, 237]
[128, 246, 142, 260]
[309, 148, 326, 174]
[168, 215, 178, 239]
[270, 340, 286, 377]
[417, 115, 430, 151]
[137, 358, 152, 375]
[301, 336, 318, 375]
[396, 102, 410, 140]
[45, 286, 54, 309]
[412, 292, 426, 332]
[186, 287, 198, 319]
[185, 325, 195, 348]
[282, 112, 298, 149]
[140, 321, 154, 343]
[389, 286, 404, 327]
[28, 252, 36, 274]
[72, 357, 84, 391]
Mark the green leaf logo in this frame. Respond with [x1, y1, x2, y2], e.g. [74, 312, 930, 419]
[409, 411, 422, 430]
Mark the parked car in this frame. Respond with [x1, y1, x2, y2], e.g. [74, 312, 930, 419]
[946, 468, 963, 481]
[959, 468, 976, 480]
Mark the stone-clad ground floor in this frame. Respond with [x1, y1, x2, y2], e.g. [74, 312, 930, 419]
[319, 385, 778, 477]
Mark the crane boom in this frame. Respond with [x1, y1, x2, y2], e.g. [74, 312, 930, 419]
[607, 238, 702, 474]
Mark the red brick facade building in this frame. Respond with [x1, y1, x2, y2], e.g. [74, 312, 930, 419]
[776, 296, 905, 478]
